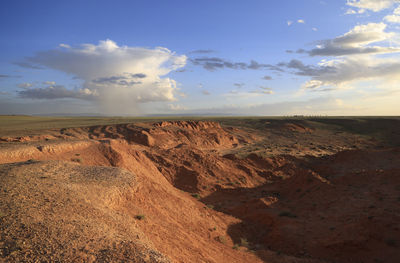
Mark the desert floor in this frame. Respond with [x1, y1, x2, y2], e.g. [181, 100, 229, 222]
[0, 116, 399, 263]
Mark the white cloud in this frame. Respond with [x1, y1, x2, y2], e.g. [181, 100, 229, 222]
[166, 104, 187, 111]
[59, 43, 70, 48]
[385, 14, 400, 22]
[256, 86, 275, 94]
[346, 0, 399, 12]
[174, 97, 369, 116]
[226, 86, 275, 97]
[312, 27, 318, 31]
[384, 6, 400, 23]
[287, 20, 293, 26]
[294, 21, 400, 94]
[18, 82, 33, 89]
[23, 39, 186, 114]
[302, 55, 400, 91]
[345, 8, 358, 15]
[309, 23, 400, 56]
[297, 19, 305, 24]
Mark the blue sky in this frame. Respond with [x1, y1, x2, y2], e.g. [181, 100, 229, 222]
[1, 0, 400, 115]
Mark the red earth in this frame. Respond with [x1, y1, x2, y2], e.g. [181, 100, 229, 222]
[0, 118, 399, 262]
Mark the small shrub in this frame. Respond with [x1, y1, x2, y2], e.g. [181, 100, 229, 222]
[71, 158, 81, 163]
[279, 211, 297, 218]
[135, 214, 145, 220]
[216, 236, 226, 244]
[207, 204, 215, 209]
[232, 244, 239, 250]
[191, 193, 201, 199]
[240, 238, 249, 248]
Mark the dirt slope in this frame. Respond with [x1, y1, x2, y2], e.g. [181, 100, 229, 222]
[0, 119, 399, 263]
[0, 160, 169, 262]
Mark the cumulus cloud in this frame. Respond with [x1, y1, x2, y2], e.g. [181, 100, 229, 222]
[20, 39, 186, 114]
[346, 0, 399, 12]
[287, 20, 293, 26]
[282, 19, 400, 94]
[384, 6, 400, 23]
[190, 57, 283, 71]
[301, 55, 400, 91]
[384, 14, 400, 22]
[297, 19, 305, 24]
[308, 23, 400, 56]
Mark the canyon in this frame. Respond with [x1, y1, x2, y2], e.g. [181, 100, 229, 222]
[0, 117, 399, 263]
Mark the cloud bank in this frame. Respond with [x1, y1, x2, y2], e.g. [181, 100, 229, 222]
[18, 39, 186, 114]
[288, 22, 400, 92]
[190, 57, 283, 71]
[309, 23, 399, 56]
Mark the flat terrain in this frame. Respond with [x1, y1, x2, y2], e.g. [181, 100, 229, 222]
[0, 116, 399, 262]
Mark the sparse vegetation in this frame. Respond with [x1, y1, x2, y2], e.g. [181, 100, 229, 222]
[71, 158, 82, 163]
[216, 235, 226, 244]
[135, 214, 145, 220]
[191, 193, 201, 199]
[240, 238, 249, 248]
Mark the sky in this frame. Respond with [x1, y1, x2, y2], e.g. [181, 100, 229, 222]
[0, 0, 400, 116]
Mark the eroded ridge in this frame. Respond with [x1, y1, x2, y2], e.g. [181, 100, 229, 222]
[0, 119, 399, 263]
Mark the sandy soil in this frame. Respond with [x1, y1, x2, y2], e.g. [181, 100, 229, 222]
[0, 118, 399, 262]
